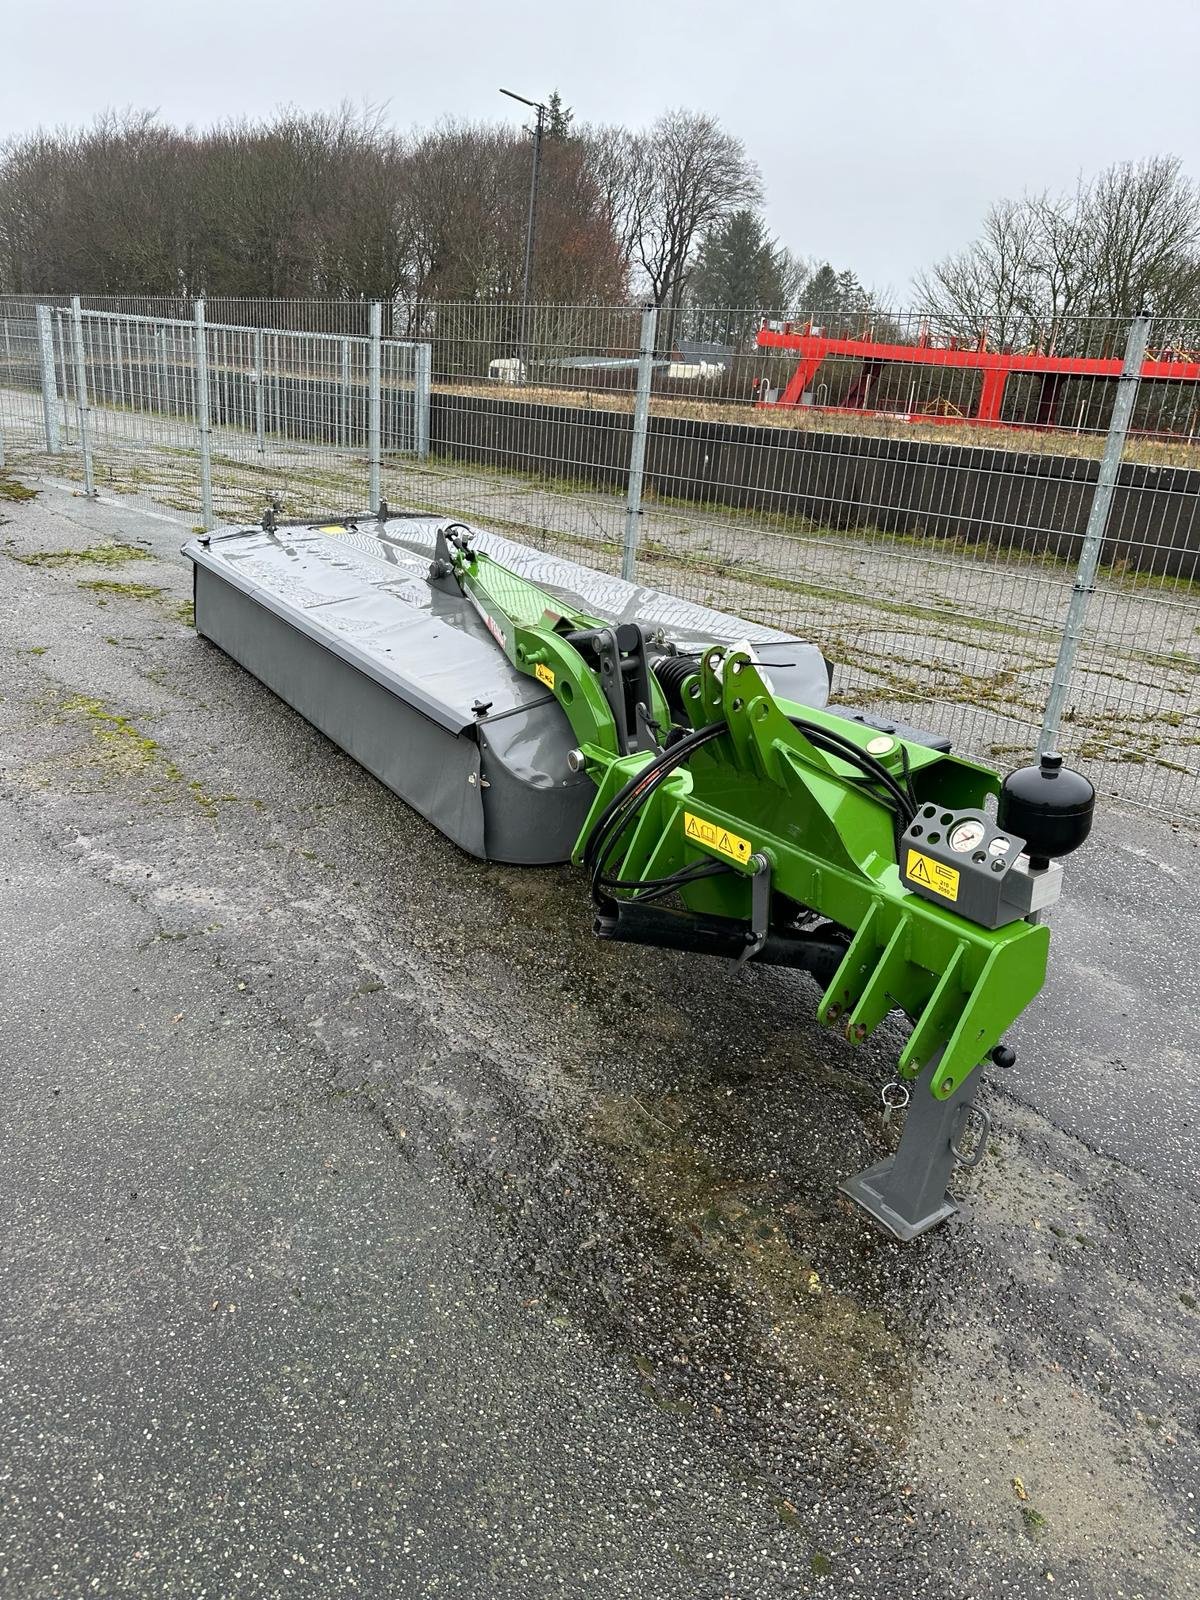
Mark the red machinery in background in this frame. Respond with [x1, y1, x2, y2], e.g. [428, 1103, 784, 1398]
[755, 321, 1200, 431]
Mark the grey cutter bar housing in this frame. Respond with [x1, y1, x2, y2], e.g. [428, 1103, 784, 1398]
[184, 513, 832, 865]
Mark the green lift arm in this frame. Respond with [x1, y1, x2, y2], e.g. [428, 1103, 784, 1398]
[434, 526, 1091, 1239]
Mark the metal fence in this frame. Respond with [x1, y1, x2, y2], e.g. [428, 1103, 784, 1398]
[0, 297, 430, 525]
[1, 294, 1197, 823]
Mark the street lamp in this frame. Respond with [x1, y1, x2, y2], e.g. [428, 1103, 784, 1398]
[500, 87, 548, 382]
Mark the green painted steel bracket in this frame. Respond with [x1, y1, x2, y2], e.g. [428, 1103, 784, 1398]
[644, 648, 1048, 1097]
[448, 548, 1050, 1104]
[447, 541, 670, 757]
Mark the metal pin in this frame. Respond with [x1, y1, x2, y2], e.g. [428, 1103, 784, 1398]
[881, 1081, 910, 1127]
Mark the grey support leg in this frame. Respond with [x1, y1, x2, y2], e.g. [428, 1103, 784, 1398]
[840, 1052, 985, 1241]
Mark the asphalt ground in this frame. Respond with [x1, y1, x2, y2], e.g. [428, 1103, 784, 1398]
[0, 479, 1197, 1599]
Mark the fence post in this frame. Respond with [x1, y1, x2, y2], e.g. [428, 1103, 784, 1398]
[1038, 310, 1152, 755]
[69, 296, 95, 497]
[271, 334, 281, 446]
[35, 305, 60, 453]
[339, 336, 351, 449]
[621, 304, 658, 583]
[254, 327, 265, 458]
[114, 319, 127, 421]
[54, 310, 71, 444]
[155, 326, 169, 419]
[368, 301, 382, 513]
[193, 299, 214, 530]
[414, 341, 431, 461]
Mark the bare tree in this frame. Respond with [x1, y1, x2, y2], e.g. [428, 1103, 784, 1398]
[0, 103, 774, 324]
[629, 110, 761, 316]
[577, 123, 647, 270]
[1080, 157, 1200, 324]
[917, 157, 1200, 349]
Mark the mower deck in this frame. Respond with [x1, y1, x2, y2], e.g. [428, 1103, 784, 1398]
[185, 514, 831, 864]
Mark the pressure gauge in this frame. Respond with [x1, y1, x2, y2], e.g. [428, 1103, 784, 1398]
[949, 818, 986, 854]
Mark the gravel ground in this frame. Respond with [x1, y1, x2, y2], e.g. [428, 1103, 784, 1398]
[1, 479, 1198, 1599]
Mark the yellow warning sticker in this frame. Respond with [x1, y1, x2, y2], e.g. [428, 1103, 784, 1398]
[684, 811, 752, 865]
[905, 849, 960, 902]
[535, 662, 556, 690]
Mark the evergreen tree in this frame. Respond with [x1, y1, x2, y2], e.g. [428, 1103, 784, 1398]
[691, 210, 780, 306]
[804, 263, 840, 317]
[546, 91, 573, 140]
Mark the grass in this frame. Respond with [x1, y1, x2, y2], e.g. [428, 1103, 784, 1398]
[77, 578, 166, 601]
[0, 473, 38, 502]
[10, 541, 154, 569]
[1020, 1506, 1049, 1540]
[58, 693, 232, 816]
[61, 694, 167, 776]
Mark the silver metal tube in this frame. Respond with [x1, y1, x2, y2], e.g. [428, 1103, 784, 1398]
[156, 326, 168, 417]
[340, 336, 350, 449]
[194, 299, 214, 529]
[1038, 312, 1152, 754]
[415, 341, 431, 460]
[54, 311, 70, 444]
[368, 302, 382, 513]
[621, 305, 658, 583]
[254, 328, 265, 458]
[35, 305, 60, 453]
[271, 334, 281, 447]
[114, 318, 127, 422]
[70, 297, 95, 497]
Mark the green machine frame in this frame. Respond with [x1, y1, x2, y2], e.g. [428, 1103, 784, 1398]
[433, 526, 1074, 1240]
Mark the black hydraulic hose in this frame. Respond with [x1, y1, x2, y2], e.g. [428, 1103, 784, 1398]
[585, 705, 919, 908]
[582, 720, 729, 884]
[785, 715, 918, 827]
[596, 857, 734, 905]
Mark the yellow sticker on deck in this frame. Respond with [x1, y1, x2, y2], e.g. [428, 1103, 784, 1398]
[905, 848, 960, 902]
[535, 662, 556, 690]
[684, 811, 752, 865]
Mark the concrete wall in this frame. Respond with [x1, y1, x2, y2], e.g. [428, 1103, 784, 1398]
[430, 392, 1200, 582]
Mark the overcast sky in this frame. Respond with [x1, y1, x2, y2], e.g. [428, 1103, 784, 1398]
[5, 0, 1199, 297]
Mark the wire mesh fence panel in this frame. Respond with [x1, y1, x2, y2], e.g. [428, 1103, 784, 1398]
[0, 304, 50, 465]
[629, 307, 1199, 820]
[0, 294, 382, 337]
[410, 300, 1199, 819]
[381, 302, 643, 569]
[1051, 312, 1200, 818]
[2, 291, 1196, 819]
[65, 311, 208, 518]
[202, 322, 374, 523]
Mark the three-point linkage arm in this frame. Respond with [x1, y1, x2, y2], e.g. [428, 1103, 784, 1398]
[436, 527, 1091, 1239]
